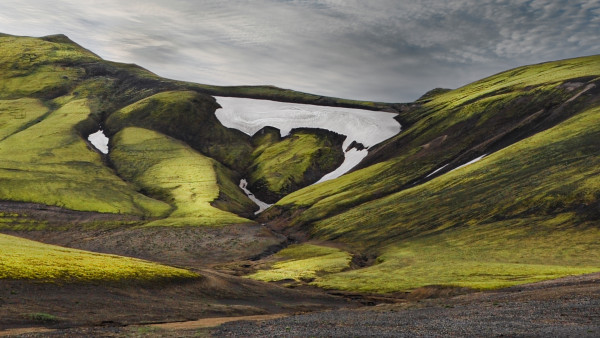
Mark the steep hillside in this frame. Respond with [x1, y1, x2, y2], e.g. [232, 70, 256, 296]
[268, 55, 600, 227]
[247, 128, 345, 203]
[0, 33, 370, 221]
[255, 55, 600, 292]
[1, 32, 599, 299]
[110, 127, 255, 225]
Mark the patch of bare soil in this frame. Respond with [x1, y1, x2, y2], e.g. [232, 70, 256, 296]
[0, 201, 140, 224]
[0, 269, 353, 334]
[1, 202, 287, 269]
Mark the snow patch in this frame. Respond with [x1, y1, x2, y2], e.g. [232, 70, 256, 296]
[239, 179, 272, 214]
[214, 97, 400, 148]
[215, 97, 401, 183]
[317, 144, 368, 183]
[88, 129, 109, 154]
[425, 164, 449, 178]
[449, 155, 487, 173]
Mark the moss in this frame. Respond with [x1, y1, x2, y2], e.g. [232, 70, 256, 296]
[110, 127, 255, 226]
[314, 216, 600, 292]
[0, 233, 199, 282]
[295, 105, 600, 292]
[0, 99, 171, 216]
[0, 98, 49, 140]
[248, 129, 345, 203]
[105, 90, 253, 172]
[248, 244, 352, 282]
[275, 55, 600, 228]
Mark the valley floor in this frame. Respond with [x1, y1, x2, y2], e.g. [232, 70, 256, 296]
[1, 272, 598, 337]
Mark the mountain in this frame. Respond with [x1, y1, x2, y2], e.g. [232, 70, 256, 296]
[0, 33, 599, 331]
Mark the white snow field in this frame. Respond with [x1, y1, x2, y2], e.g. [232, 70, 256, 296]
[215, 96, 401, 184]
[88, 129, 109, 154]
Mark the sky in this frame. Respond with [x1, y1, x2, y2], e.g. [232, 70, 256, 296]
[0, 0, 599, 102]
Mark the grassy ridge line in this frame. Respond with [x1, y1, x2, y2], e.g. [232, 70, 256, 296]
[186, 84, 394, 111]
[270, 55, 600, 227]
[423, 55, 600, 109]
[110, 127, 255, 227]
[304, 105, 600, 292]
[0, 233, 198, 282]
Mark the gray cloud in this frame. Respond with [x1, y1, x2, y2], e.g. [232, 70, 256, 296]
[0, 0, 598, 102]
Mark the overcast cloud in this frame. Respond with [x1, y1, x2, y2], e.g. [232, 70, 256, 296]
[0, 0, 598, 102]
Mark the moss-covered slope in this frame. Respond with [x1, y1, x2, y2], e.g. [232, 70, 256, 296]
[270, 55, 600, 228]
[105, 90, 254, 172]
[110, 127, 255, 226]
[1, 33, 380, 219]
[0, 97, 171, 215]
[247, 128, 345, 203]
[259, 55, 600, 292]
[0, 233, 198, 282]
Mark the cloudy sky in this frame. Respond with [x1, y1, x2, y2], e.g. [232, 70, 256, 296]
[1, 0, 598, 102]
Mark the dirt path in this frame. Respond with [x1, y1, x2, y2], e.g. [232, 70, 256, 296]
[150, 314, 287, 330]
[0, 327, 55, 337]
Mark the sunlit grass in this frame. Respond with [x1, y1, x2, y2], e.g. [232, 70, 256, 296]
[248, 244, 352, 282]
[275, 55, 600, 228]
[0, 98, 48, 140]
[0, 99, 171, 215]
[315, 215, 600, 292]
[110, 127, 254, 226]
[0, 234, 199, 282]
[299, 105, 600, 292]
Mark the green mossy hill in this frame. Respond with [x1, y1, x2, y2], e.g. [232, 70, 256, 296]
[0, 98, 170, 215]
[260, 55, 600, 292]
[0, 233, 198, 282]
[268, 100, 600, 293]
[110, 127, 255, 226]
[270, 55, 600, 230]
[0, 35, 98, 100]
[248, 128, 346, 204]
[105, 91, 253, 172]
[0, 33, 389, 219]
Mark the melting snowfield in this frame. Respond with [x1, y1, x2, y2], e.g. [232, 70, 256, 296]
[88, 129, 109, 154]
[215, 96, 401, 184]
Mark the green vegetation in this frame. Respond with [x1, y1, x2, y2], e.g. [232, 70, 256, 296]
[0, 35, 97, 100]
[423, 55, 600, 109]
[110, 127, 255, 226]
[0, 98, 49, 140]
[278, 105, 600, 292]
[273, 55, 600, 227]
[315, 217, 600, 292]
[0, 99, 170, 215]
[0, 233, 199, 281]
[248, 244, 352, 282]
[105, 90, 253, 172]
[26, 313, 59, 323]
[2, 33, 599, 294]
[248, 129, 345, 203]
